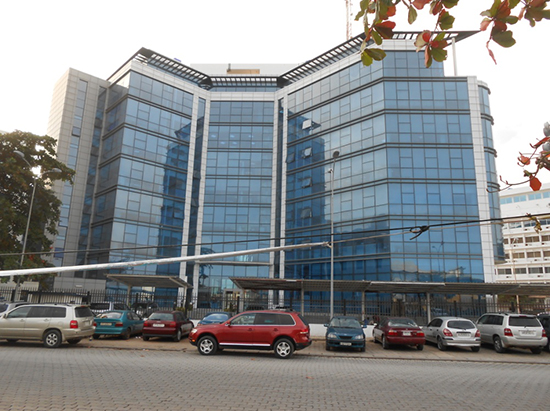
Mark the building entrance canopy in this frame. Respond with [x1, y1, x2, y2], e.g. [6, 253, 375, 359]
[106, 274, 192, 289]
[230, 278, 550, 322]
[229, 278, 550, 296]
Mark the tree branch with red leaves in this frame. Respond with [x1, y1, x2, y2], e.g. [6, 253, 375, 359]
[355, 0, 550, 67]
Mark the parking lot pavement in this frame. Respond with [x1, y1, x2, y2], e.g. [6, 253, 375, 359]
[81, 336, 550, 363]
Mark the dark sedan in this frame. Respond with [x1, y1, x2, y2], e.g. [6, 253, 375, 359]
[142, 311, 193, 342]
[372, 317, 425, 350]
[324, 316, 366, 352]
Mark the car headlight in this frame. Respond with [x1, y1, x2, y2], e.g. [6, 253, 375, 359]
[353, 334, 364, 340]
[327, 333, 338, 339]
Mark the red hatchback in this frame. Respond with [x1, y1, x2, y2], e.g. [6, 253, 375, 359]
[189, 310, 311, 359]
[142, 311, 193, 342]
[372, 317, 425, 350]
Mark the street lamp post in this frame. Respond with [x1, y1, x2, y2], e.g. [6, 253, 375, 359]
[12, 150, 61, 295]
[329, 150, 340, 319]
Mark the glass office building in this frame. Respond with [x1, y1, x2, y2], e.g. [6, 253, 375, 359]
[47, 32, 504, 306]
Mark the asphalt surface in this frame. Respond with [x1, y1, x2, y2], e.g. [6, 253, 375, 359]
[1, 337, 550, 411]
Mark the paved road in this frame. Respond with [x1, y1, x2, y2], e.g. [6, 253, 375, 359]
[1, 344, 549, 411]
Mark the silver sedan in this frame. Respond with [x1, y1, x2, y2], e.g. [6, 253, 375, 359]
[423, 317, 481, 352]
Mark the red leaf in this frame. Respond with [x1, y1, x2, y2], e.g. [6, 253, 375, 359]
[480, 18, 492, 31]
[518, 155, 531, 165]
[486, 40, 497, 64]
[422, 31, 432, 42]
[532, 136, 550, 148]
[530, 176, 542, 191]
[412, 0, 431, 10]
[493, 20, 507, 31]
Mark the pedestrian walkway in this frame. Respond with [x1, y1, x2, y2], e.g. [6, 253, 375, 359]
[82, 336, 550, 364]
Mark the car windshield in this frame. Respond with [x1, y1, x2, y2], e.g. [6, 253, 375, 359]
[447, 320, 475, 329]
[202, 313, 229, 323]
[97, 312, 122, 319]
[509, 317, 541, 327]
[149, 313, 174, 321]
[388, 319, 417, 327]
[330, 318, 361, 328]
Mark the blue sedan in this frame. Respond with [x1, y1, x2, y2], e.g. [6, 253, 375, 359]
[325, 316, 366, 352]
[93, 310, 143, 340]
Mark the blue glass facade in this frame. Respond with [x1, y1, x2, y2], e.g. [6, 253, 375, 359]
[53, 38, 503, 302]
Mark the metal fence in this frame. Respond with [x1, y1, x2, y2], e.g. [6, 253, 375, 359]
[1, 286, 548, 326]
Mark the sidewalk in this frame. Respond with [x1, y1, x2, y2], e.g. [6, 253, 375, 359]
[82, 336, 550, 364]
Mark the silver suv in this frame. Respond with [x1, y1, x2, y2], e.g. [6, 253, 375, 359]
[0, 303, 95, 348]
[476, 312, 548, 354]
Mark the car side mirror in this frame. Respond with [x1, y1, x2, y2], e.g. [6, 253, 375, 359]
[323, 323, 328, 327]
[225, 322, 231, 327]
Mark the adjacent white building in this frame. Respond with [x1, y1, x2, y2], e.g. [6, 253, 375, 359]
[497, 185, 550, 283]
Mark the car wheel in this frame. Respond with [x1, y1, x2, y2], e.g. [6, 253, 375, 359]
[417, 344, 424, 351]
[173, 329, 182, 342]
[493, 336, 506, 353]
[143, 336, 150, 341]
[6, 339, 18, 343]
[92, 334, 100, 340]
[382, 335, 390, 350]
[530, 347, 542, 354]
[67, 339, 81, 345]
[43, 330, 62, 348]
[274, 338, 294, 359]
[360, 345, 366, 352]
[325, 344, 331, 351]
[198, 336, 218, 355]
[372, 334, 378, 344]
[121, 328, 131, 340]
[471, 346, 480, 352]
[437, 337, 447, 351]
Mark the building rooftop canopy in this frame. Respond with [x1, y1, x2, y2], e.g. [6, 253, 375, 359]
[109, 31, 478, 89]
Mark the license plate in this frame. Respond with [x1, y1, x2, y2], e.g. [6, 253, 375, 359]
[402, 331, 411, 336]
[520, 330, 535, 336]
[153, 324, 165, 327]
[100, 323, 111, 326]
[340, 342, 352, 346]
[457, 332, 470, 337]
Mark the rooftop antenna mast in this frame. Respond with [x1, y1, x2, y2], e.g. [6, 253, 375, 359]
[345, 0, 353, 40]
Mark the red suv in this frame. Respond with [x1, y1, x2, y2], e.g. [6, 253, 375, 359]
[189, 310, 311, 359]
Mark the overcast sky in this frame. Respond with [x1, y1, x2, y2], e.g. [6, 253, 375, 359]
[1, 0, 549, 186]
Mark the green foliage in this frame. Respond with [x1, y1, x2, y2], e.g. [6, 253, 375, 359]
[0, 131, 74, 281]
[356, 0, 550, 67]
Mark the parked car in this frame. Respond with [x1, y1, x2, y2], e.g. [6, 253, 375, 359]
[423, 317, 481, 352]
[0, 303, 95, 348]
[131, 302, 160, 318]
[197, 312, 232, 326]
[0, 301, 30, 315]
[476, 312, 548, 354]
[324, 316, 366, 352]
[536, 313, 550, 351]
[142, 311, 193, 342]
[372, 317, 425, 350]
[93, 310, 143, 340]
[189, 310, 312, 359]
[89, 302, 130, 316]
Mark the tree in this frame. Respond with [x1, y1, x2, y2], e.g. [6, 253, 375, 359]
[356, 0, 550, 67]
[0, 131, 74, 283]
